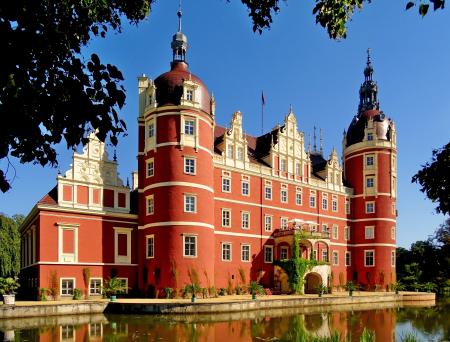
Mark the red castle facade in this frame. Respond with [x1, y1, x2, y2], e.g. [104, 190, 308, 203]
[19, 15, 397, 299]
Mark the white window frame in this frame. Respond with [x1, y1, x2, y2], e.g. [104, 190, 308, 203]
[365, 226, 375, 239]
[264, 215, 272, 232]
[227, 144, 234, 158]
[310, 191, 316, 208]
[295, 162, 301, 175]
[366, 154, 375, 167]
[58, 224, 79, 263]
[241, 181, 250, 196]
[183, 235, 197, 258]
[345, 198, 350, 214]
[237, 146, 244, 161]
[365, 201, 375, 214]
[148, 121, 155, 138]
[114, 227, 132, 264]
[89, 278, 102, 296]
[391, 250, 396, 267]
[265, 186, 272, 200]
[281, 189, 288, 203]
[364, 250, 375, 267]
[345, 251, 351, 266]
[332, 225, 338, 240]
[344, 226, 350, 241]
[186, 89, 194, 102]
[280, 158, 287, 172]
[391, 227, 396, 240]
[296, 189, 302, 205]
[281, 217, 288, 230]
[146, 234, 155, 259]
[241, 244, 251, 262]
[184, 194, 196, 213]
[332, 196, 338, 212]
[322, 194, 328, 210]
[241, 211, 250, 230]
[280, 246, 289, 260]
[184, 119, 195, 135]
[366, 176, 374, 188]
[117, 277, 128, 294]
[367, 132, 374, 141]
[146, 158, 154, 178]
[222, 177, 231, 193]
[264, 245, 273, 263]
[60, 278, 75, 296]
[332, 251, 339, 266]
[184, 157, 196, 175]
[146, 195, 154, 215]
[221, 242, 232, 261]
[222, 208, 231, 227]
[322, 249, 328, 262]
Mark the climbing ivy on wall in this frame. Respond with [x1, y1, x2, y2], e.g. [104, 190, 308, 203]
[275, 233, 326, 294]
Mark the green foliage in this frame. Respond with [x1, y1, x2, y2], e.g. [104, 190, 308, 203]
[316, 283, 328, 296]
[345, 281, 358, 296]
[0, 214, 22, 277]
[0, 277, 20, 295]
[249, 281, 264, 295]
[360, 328, 375, 342]
[164, 287, 173, 299]
[412, 142, 450, 215]
[39, 288, 48, 301]
[103, 277, 127, 298]
[48, 270, 59, 300]
[400, 331, 419, 342]
[184, 283, 201, 297]
[73, 288, 82, 300]
[275, 233, 325, 294]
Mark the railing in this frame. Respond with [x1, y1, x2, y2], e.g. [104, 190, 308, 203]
[273, 227, 330, 239]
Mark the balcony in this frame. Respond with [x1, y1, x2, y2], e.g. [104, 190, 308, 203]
[273, 226, 330, 239]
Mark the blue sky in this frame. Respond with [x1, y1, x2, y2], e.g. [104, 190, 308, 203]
[0, 0, 449, 247]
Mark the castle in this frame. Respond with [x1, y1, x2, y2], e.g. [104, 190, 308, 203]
[19, 9, 397, 298]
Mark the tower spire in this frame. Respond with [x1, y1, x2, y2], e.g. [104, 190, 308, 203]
[313, 126, 317, 153]
[358, 48, 379, 113]
[171, 0, 188, 64]
[319, 128, 323, 155]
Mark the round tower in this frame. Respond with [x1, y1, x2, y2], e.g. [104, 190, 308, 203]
[137, 6, 215, 296]
[343, 50, 397, 290]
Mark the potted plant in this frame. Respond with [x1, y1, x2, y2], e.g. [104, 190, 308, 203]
[0, 277, 20, 305]
[316, 284, 328, 297]
[345, 281, 358, 297]
[185, 283, 201, 303]
[391, 282, 404, 295]
[103, 277, 127, 301]
[249, 281, 264, 300]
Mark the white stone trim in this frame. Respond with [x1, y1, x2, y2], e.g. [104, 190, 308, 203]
[38, 206, 138, 221]
[57, 224, 79, 263]
[89, 277, 103, 295]
[60, 277, 76, 297]
[141, 181, 213, 193]
[364, 249, 375, 267]
[23, 261, 138, 267]
[214, 230, 273, 239]
[114, 227, 132, 264]
[330, 242, 396, 247]
[241, 244, 251, 262]
[139, 221, 215, 230]
[146, 234, 155, 259]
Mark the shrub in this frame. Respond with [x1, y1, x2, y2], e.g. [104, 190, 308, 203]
[73, 288, 82, 300]
[48, 270, 59, 300]
[0, 277, 20, 295]
[164, 287, 173, 299]
[39, 288, 48, 301]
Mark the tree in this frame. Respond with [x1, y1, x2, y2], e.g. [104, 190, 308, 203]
[1, 0, 446, 192]
[0, 214, 22, 277]
[412, 142, 450, 216]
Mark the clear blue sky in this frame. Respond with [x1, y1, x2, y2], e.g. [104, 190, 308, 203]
[0, 0, 449, 248]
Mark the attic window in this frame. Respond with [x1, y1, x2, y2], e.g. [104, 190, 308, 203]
[186, 89, 193, 101]
[367, 133, 374, 141]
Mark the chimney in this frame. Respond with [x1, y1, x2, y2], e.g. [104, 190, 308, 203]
[131, 171, 138, 190]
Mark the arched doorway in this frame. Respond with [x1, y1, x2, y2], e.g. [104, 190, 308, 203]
[304, 272, 322, 294]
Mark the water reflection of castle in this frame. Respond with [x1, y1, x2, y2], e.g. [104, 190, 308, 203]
[19, 7, 397, 297]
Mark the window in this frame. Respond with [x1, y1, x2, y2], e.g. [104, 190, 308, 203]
[265, 185, 272, 200]
[332, 196, 338, 212]
[366, 202, 375, 213]
[345, 199, 350, 214]
[146, 159, 154, 177]
[332, 225, 338, 239]
[183, 235, 197, 257]
[391, 227, 396, 240]
[184, 119, 195, 135]
[184, 194, 196, 213]
[391, 250, 396, 267]
[281, 189, 288, 203]
[312, 250, 317, 260]
[227, 144, 234, 158]
[344, 226, 350, 241]
[146, 235, 154, 258]
[241, 244, 250, 262]
[310, 191, 316, 208]
[222, 243, 232, 261]
[61, 325, 74, 341]
[117, 278, 128, 294]
[264, 246, 273, 263]
[295, 162, 301, 176]
[222, 177, 231, 192]
[184, 157, 196, 175]
[237, 147, 244, 161]
[241, 212, 250, 229]
[392, 203, 396, 215]
[332, 251, 339, 265]
[58, 224, 78, 263]
[114, 227, 131, 264]
[345, 251, 351, 266]
[322, 224, 329, 237]
[365, 226, 375, 239]
[186, 89, 193, 101]
[280, 247, 289, 260]
[146, 196, 154, 215]
[265, 215, 272, 231]
[366, 177, 374, 188]
[89, 278, 102, 295]
[61, 279, 74, 296]
[365, 250, 375, 267]
[366, 155, 374, 166]
[242, 181, 249, 196]
[322, 249, 329, 262]
[281, 217, 288, 230]
[322, 194, 328, 210]
[280, 159, 286, 172]
[222, 209, 231, 227]
[367, 133, 374, 141]
[148, 122, 155, 138]
[296, 189, 302, 205]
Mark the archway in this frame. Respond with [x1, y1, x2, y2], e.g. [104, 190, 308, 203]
[304, 272, 322, 294]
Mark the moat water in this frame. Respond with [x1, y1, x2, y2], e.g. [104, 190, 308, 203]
[1, 299, 448, 341]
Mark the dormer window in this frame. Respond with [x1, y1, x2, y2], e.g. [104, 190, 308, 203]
[184, 120, 195, 135]
[367, 133, 374, 141]
[148, 123, 155, 138]
[186, 89, 193, 101]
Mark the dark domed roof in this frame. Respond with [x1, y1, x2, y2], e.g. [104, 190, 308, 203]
[154, 61, 211, 114]
[346, 110, 391, 146]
